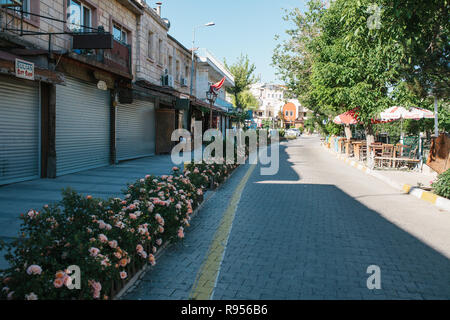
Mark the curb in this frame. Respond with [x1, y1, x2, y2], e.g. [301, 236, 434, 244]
[322, 145, 450, 213]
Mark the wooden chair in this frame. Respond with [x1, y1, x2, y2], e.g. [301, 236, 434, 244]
[360, 141, 367, 161]
[375, 144, 394, 167]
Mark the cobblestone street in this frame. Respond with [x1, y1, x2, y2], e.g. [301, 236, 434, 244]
[124, 136, 450, 300]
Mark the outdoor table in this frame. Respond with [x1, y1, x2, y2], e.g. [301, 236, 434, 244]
[338, 138, 346, 154]
[344, 140, 353, 157]
[352, 141, 363, 160]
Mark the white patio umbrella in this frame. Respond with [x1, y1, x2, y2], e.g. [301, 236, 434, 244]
[380, 106, 435, 121]
[379, 106, 435, 143]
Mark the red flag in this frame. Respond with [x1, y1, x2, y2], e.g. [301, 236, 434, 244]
[211, 77, 225, 92]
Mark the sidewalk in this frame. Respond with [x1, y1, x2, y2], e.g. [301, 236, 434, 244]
[323, 144, 450, 212]
[0, 154, 181, 270]
[376, 169, 437, 189]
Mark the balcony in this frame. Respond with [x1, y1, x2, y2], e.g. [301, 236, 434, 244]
[69, 38, 132, 79]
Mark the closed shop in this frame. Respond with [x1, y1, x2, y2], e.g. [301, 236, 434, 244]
[55, 77, 110, 176]
[116, 100, 156, 161]
[0, 76, 40, 185]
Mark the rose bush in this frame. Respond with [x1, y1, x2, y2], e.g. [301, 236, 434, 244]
[432, 169, 450, 199]
[0, 163, 237, 300]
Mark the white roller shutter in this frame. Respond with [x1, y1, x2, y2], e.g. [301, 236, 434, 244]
[0, 76, 40, 185]
[116, 100, 156, 161]
[56, 77, 110, 176]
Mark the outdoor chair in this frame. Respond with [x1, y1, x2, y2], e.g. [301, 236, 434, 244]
[360, 142, 368, 161]
[375, 144, 394, 167]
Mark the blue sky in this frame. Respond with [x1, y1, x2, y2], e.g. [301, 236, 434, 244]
[146, 0, 307, 84]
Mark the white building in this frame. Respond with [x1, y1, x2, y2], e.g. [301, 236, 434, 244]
[249, 83, 311, 127]
[194, 48, 235, 132]
[249, 83, 286, 120]
[196, 48, 235, 111]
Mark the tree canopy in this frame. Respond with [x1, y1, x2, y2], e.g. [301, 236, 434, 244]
[273, 0, 449, 137]
[224, 54, 260, 110]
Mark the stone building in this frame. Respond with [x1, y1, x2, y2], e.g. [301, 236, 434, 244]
[0, 0, 233, 186]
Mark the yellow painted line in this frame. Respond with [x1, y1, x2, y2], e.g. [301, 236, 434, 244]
[189, 164, 257, 300]
[402, 184, 412, 193]
[421, 191, 438, 204]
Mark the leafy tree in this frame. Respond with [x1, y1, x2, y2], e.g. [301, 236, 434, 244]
[224, 54, 259, 110]
[274, 0, 449, 147]
[230, 90, 260, 110]
[272, 1, 326, 117]
[381, 0, 449, 100]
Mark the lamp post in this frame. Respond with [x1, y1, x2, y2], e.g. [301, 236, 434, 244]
[190, 22, 215, 96]
[206, 89, 218, 129]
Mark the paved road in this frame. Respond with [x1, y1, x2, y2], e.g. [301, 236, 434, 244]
[125, 136, 450, 300]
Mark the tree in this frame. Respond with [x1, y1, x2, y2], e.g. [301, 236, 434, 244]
[274, 0, 449, 146]
[382, 0, 449, 100]
[231, 90, 260, 111]
[224, 54, 259, 109]
[272, 1, 326, 116]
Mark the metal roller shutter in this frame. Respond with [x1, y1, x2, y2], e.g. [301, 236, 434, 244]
[116, 100, 156, 161]
[0, 76, 40, 185]
[56, 77, 110, 176]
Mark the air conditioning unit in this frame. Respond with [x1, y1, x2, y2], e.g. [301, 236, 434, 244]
[181, 77, 188, 87]
[161, 74, 174, 87]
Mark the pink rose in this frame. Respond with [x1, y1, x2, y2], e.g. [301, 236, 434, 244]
[27, 210, 39, 219]
[109, 240, 118, 249]
[26, 265, 42, 276]
[99, 234, 108, 243]
[25, 292, 38, 300]
[129, 213, 137, 220]
[89, 247, 100, 257]
[54, 278, 64, 289]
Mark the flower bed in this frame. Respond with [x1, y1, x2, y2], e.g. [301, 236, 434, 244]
[0, 163, 239, 300]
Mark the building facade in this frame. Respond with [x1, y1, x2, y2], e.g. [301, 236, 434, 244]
[195, 48, 235, 134]
[249, 82, 311, 128]
[0, 0, 234, 186]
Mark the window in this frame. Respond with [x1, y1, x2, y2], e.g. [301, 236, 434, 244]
[168, 55, 173, 75]
[176, 60, 180, 81]
[290, 111, 293, 116]
[113, 24, 127, 43]
[22, 0, 30, 18]
[67, 0, 92, 32]
[285, 111, 289, 116]
[148, 31, 154, 59]
[185, 66, 189, 79]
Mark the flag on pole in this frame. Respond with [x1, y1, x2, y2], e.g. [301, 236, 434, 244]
[210, 77, 226, 92]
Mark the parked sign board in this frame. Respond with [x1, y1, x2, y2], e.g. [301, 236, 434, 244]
[15, 58, 35, 81]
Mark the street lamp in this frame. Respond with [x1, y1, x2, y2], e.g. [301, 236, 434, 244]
[206, 89, 218, 129]
[190, 22, 215, 96]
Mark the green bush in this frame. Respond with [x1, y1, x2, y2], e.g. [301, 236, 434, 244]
[432, 169, 450, 199]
